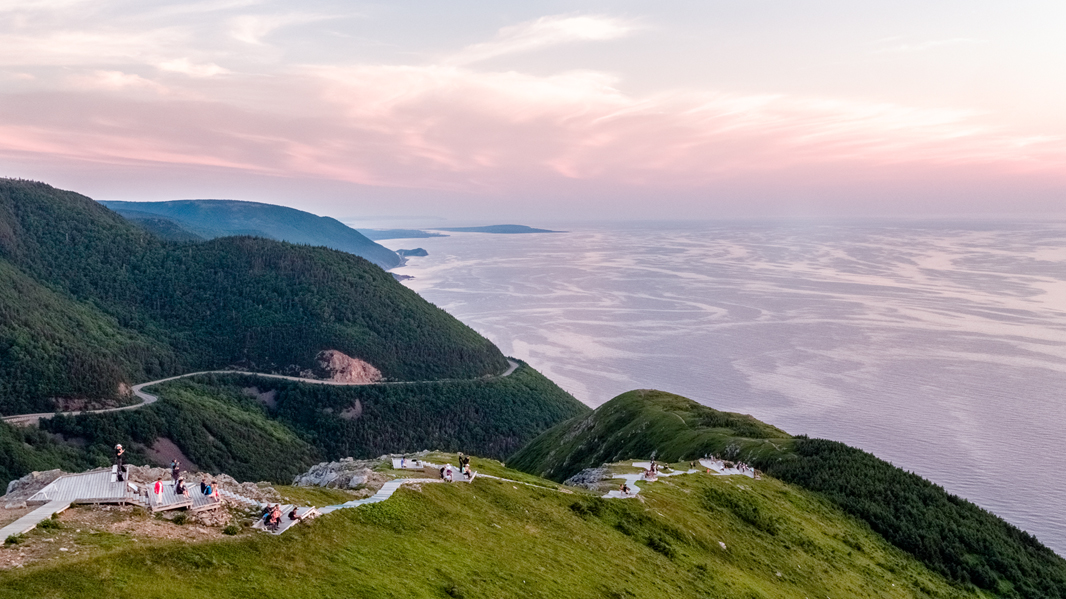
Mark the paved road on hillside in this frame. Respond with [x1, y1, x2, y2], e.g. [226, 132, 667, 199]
[2, 359, 521, 426]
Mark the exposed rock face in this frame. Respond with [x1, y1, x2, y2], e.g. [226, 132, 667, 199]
[563, 467, 612, 490]
[313, 350, 383, 383]
[3, 469, 65, 506]
[292, 457, 387, 489]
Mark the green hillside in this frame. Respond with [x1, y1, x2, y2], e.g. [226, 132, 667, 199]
[27, 362, 587, 485]
[0, 179, 507, 415]
[510, 389, 1066, 598]
[509, 389, 791, 482]
[102, 199, 401, 268]
[0, 459, 989, 599]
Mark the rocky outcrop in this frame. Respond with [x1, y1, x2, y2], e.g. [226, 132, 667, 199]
[292, 457, 387, 489]
[563, 467, 612, 491]
[3, 469, 65, 507]
[313, 350, 383, 383]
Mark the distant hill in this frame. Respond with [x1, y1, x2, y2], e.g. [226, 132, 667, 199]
[0, 180, 508, 415]
[101, 199, 401, 269]
[511, 389, 1066, 598]
[433, 224, 563, 234]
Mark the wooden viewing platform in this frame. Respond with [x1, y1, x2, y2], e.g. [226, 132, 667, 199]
[3, 468, 261, 541]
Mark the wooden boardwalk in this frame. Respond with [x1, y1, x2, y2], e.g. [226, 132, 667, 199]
[2, 469, 260, 540]
[0, 500, 71, 540]
[252, 505, 318, 535]
[28, 469, 131, 505]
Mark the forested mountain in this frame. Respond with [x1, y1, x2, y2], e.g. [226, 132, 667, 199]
[101, 199, 401, 269]
[19, 361, 587, 485]
[0, 179, 506, 414]
[511, 389, 1066, 598]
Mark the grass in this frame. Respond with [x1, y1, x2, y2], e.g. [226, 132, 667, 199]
[509, 389, 794, 482]
[0, 463, 989, 599]
[274, 486, 357, 507]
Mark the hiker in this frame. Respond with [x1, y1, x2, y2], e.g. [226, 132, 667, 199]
[170, 460, 180, 482]
[115, 444, 125, 481]
[268, 504, 282, 530]
[620, 483, 630, 497]
[439, 466, 446, 480]
[153, 477, 164, 505]
[400, 456, 406, 468]
[175, 478, 189, 498]
[204, 480, 213, 497]
[445, 465, 453, 482]
[288, 506, 304, 522]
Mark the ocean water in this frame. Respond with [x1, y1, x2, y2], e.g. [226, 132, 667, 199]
[386, 221, 1066, 555]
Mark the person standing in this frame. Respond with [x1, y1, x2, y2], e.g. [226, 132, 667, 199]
[170, 460, 180, 483]
[153, 477, 164, 506]
[114, 444, 125, 481]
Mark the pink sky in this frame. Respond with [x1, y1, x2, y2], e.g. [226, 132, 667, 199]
[1, 1, 1064, 220]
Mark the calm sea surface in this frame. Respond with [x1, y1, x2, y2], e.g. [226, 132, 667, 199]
[386, 221, 1066, 555]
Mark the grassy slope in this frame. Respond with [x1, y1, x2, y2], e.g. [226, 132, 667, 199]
[508, 389, 791, 482]
[509, 389, 1066, 598]
[0, 463, 987, 599]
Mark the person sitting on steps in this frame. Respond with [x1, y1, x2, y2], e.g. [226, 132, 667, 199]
[175, 478, 189, 498]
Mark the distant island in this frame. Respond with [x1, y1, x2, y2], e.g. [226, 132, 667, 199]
[432, 224, 564, 234]
[357, 229, 448, 240]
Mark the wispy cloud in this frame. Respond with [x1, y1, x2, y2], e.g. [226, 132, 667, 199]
[446, 14, 636, 65]
[157, 58, 230, 78]
[876, 37, 986, 53]
[229, 12, 334, 45]
[67, 70, 168, 93]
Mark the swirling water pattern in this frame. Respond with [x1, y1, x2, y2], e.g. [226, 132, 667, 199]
[389, 221, 1066, 554]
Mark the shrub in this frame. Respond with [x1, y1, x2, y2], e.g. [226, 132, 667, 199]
[37, 517, 62, 531]
[222, 524, 241, 536]
[4, 534, 22, 545]
[172, 512, 188, 525]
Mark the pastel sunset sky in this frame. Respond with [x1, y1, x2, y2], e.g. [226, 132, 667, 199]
[2, 0, 1064, 220]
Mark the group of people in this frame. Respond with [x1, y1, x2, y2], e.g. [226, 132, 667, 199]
[399, 456, 423, 469]
[141, 459, 220, 506]
[261, 504, 304, 531]
[438, 453, 473, 482]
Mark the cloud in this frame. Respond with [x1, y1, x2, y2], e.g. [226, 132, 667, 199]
[876, 38, 986, 53]
[447, 14, 635, 65]
[157, 58, 230, 78]
[229, 13, 332, 44]
[68, 70, 167, 93]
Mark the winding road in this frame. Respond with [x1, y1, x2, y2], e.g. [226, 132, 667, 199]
[2, 359, 521, 426]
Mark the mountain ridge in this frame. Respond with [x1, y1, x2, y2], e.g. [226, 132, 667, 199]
[101, 199, 402, 269]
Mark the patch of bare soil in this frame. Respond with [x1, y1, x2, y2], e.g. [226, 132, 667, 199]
[313, 350, 382, 383]
[0, 506, 34, 528]
[143, 438, 200, 472]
